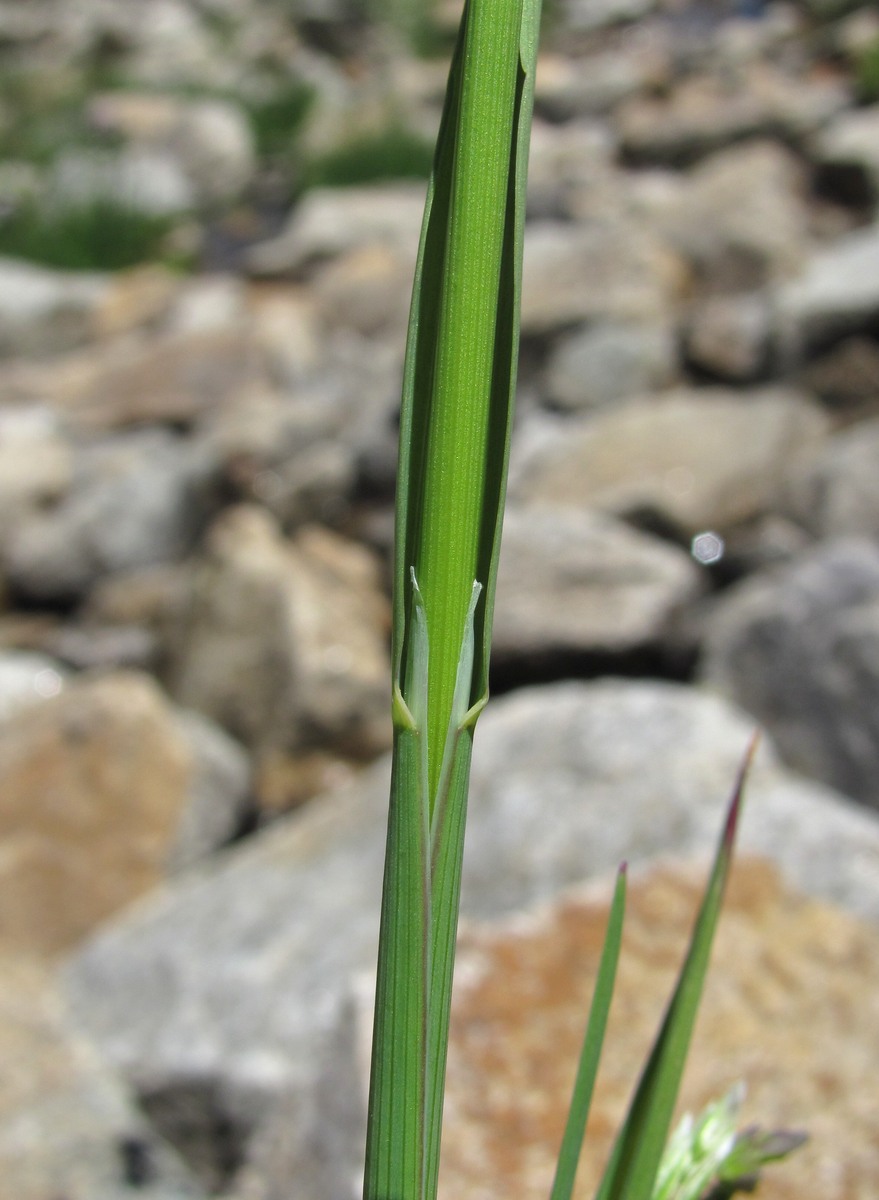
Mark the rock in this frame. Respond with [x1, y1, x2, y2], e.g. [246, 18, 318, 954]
[51, 146, 195, 218]
[683, 292, 773, 380]
[644, 140, 810, 290]
[0, 258, 110, 358]
[444, 857, 878, 1200]
[87, 94, 255, 209]
[0, 950, 205, 1200]
[813, 104, 879, 209]
[510, 387, 829, 538]
[62, 681, 879, 1185]
[94, 265, 185, 340]
[533, 50, 660, 122]
[560, 0, 657, 34]
[492, 505, 702, 662]
[167, 709, 250, 874]
[526, 118, 621, 219]
[57, 327, 258, 432]
[0, 404, 71, 522]
[4, 429, 217, 604]
[248, 858, 879, 1200]
[245, 185, 426, 277]
[521, 219, 685, 334]
[617, 65, 849, 165]
[777, 221, 879, 348]
[701, 537, 879, 809]
[167, 506, 390, 757]
[312, 242, 416, 338]
[0, 651, 66, 722]
[796, 335, 879, 415]
[782, 417, 879, 538]
[0, 672, 243, 950]
[543, 320, 677, 410]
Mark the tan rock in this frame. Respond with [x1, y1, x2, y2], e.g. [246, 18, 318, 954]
[0, 672, 191, 955]
[512, 388, 829, 537]
[442, 858, 879, 1200]
[169, 506, 391, 758]
[56, 327, 259, 432]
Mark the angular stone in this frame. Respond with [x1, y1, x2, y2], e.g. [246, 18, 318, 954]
[645, 140, 810, 290]
[4, 428, 217, 604]
[248, 859, 879, 1200]
[617, 67, 848, 166]
[510, 388, 829, 537]
[0, 671, 242, 955]
[521, 219, 685, 334]
[57, 327, 257, 432]
[167, 506, 391, 757]
[62, 682, 879, 1185]
[701, 537, 879, 809]
[0, 258, 110, 359]
[492, 505, 702, 662]
[778, 221, 879, 347]
[544, 320, 676, 411]
[245, 185, 426, 278]
[782, 417, 879, 538]
[0, 950, 205, 1200]
[683, 292, 772, 380]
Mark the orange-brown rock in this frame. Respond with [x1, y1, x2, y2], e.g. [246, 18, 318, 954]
[0, 672, 191, 956]
[441, 858, 879, 1200]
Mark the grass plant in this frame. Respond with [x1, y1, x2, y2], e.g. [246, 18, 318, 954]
[0, 197, 186, 272]
[363, 2, 804, 1198]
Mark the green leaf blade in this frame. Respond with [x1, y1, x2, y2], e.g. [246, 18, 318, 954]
[593, 737, 759, 1200]
[550, 864, 628, 1200]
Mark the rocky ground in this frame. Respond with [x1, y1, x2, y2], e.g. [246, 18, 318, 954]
[1, 0, 879, 1197]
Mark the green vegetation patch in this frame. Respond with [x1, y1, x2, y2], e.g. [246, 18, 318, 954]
[305, 123, 434, 188]
[0, 198, 184, 271]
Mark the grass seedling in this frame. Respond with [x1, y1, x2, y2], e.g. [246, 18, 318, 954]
[363, 3, 804, 1198]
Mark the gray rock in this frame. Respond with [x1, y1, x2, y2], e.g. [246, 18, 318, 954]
[521, 219, 683, 334]
[510, 387, 829, 537]
[782, 417, 879, 539]
[560, 0, 656, 33]
[168, 709, 251, 874]
[532, 51, 654, 123]
[701, 537, 879, 809]
[245, 185, 426, 278]
[62, 681, 879, 1185]
[683, 292, 773, 380]
[544, 320, 676, 410]
[4, 429, 217, 604]
[492, 505, 702, 660]
[617, 67, 848, 165]
[526, 118, 620, 218]
[0, 258, 110, 358]
[643, 140, 810, 290]
[86, 93, 256, 209]
[51, 147, 195, 218]
[777, 221, 879, 347]
[0, 951, 205, 1200]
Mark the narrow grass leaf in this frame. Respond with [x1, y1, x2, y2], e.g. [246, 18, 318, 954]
[550, 864, 628, 1200]
[364, 2, 542, 1198]
[593, 736, 759, 1200]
